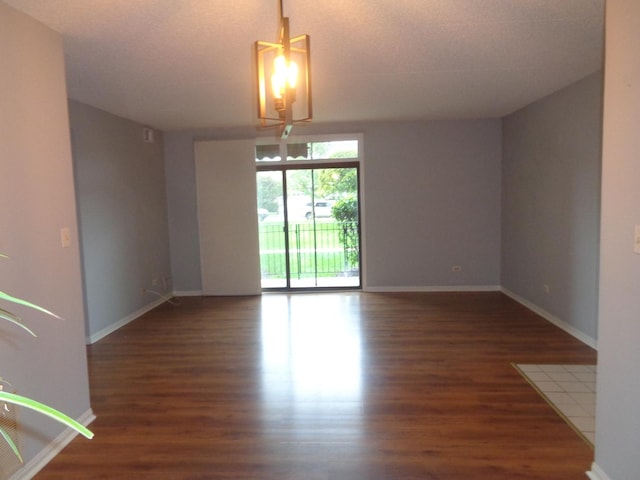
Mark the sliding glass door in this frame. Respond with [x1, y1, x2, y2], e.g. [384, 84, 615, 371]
[257, 163, 360, 290]
[256, 170, 287, 288]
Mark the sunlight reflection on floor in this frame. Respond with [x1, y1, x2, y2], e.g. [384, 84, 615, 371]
[259, 293, 364, 449]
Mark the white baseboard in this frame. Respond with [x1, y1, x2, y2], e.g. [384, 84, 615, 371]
[86, 294, 173, 344]
[173, 290, 203, 297]
[586, 463, 611, 480]
[364, 285, 501, 293]
[84, 286, 596, 347]
[363, 286, 596, 350]
[501, 288, 597, 350]
[10, 409, 96, 480]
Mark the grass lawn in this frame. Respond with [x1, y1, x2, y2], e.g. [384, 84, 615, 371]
[259, 220, 358, 279]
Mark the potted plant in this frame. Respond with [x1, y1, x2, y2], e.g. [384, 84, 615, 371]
[0, 254, 93, 462]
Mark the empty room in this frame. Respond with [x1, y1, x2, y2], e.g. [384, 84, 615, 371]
[1, 1, 639, 479]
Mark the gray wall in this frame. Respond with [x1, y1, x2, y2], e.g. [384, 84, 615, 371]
[362, 121, 501, 288]
[501, 72, 603, 342]
[593, 1, 640, 478]
[164, 119, 502, 293]
[69, 100, 172, 341]
[164, 132, 201, 294]
[0, 3, 92, 468]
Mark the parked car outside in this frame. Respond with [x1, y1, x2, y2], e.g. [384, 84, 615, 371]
[304, 200, 334, 220]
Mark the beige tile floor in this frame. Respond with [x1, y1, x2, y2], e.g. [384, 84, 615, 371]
[515, 364, 597, 446]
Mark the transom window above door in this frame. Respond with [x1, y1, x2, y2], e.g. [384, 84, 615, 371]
[255, 138, 360, 163]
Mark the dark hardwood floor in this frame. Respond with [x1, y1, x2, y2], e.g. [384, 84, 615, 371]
[37, 292, 597, 479]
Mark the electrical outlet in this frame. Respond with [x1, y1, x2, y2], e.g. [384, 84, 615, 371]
[152, 277, 161, 287]
[634, 225, 640, 254]
[544, 284, 550, 294]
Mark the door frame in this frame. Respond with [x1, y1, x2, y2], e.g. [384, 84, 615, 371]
[255, 134, 366, 291]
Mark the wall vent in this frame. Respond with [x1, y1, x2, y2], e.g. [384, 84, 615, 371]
[142, 127, 154, 143]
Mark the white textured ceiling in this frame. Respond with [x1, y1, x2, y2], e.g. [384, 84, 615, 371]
[4, 0, 604, 131]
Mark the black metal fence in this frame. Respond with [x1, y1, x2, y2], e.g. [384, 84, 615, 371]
[259, 221, 359, 280]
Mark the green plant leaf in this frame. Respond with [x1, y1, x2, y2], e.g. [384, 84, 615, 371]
[0, 291, 61, 320]
[0, 252, 92, 462]
[0, 307, 36, 337]
[0, 392, 93, 440]
[0, 425, 23, 463]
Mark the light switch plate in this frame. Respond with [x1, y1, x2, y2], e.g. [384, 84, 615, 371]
[60, 227, 71, 248]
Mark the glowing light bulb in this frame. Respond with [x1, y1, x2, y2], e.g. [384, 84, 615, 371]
[271, 55, 287, 99]
[271, 54, 298, 101]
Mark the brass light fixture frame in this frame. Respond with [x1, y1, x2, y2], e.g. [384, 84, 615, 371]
[255, 0, 312, 139]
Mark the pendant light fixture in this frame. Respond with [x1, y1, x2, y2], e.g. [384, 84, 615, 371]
[255, 0, 312, 139]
